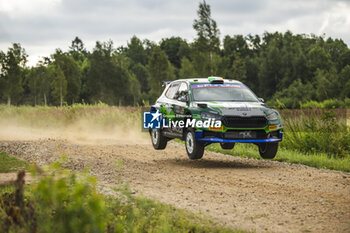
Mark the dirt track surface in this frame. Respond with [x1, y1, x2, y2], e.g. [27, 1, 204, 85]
[0, 139, 349, 233]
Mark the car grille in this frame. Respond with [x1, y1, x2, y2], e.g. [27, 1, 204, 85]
[222, 116, 267, 128]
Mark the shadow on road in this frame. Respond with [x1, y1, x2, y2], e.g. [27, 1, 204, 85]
[161, 158, 271, 169]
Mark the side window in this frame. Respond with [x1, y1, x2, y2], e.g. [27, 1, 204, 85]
[165, 83, 180, 99]
[174, 82, 189, 100]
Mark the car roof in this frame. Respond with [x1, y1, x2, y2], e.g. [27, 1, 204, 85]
[173, 78, 243, 85]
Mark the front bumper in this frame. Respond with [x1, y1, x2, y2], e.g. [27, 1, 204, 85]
[195, 130, 283, 143]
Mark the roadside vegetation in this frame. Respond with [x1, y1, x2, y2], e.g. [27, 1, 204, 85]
[0, 154, 241, 233]
[281, 108, 349, 158]
[0, 152, 28, 173]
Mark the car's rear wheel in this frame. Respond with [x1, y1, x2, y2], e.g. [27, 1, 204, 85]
[220, 143, 235, 150]
[258, 142, 278, 159]
[151, 129, 167, 150]
[185, 130, 204, 160]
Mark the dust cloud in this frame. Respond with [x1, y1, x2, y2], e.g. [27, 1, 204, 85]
[0, 117, 149, 145]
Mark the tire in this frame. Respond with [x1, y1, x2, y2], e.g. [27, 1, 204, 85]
[258, 142, 278, 159]
[185, 130, 204, 160]
[151, 129, 167, 150]
[220, 143, 235, 150]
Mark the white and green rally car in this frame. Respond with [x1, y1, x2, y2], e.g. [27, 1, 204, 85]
[149, 77, 283, 160]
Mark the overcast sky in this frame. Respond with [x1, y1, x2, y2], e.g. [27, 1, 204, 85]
[1, 0, 349, 66]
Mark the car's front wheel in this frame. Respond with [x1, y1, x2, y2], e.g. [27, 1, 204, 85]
[185, 130, 204, 160]
[258, 142, 278, 159]
[151, 129, 167, 150]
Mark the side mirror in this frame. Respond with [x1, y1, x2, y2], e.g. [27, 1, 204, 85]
[258, 98, 264, 103]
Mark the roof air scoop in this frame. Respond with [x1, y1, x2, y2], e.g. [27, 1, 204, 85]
[208, 76, 224, 84]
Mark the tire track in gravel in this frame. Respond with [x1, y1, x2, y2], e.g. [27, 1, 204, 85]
[0, 139, 349, 233]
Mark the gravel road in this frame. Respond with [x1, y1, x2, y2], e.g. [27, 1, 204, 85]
[0, 138, 349, 233]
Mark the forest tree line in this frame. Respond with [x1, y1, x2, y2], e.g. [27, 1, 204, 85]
[0, 1, 349, 108]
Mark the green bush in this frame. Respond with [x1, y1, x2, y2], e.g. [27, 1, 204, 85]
[281, 109, 350, 158]
[299, 98, 350, 109]
[267, 98, 350, 109]
[299, 100, 323, 109]
[322, 99, 345, 108]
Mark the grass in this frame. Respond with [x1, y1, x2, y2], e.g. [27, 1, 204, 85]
[280, 108, 350, 158]
[0, 161, 243, 233]
[0, 152, 28, 173]
[0, 153, 28, 196]
[206, 143, 350, 172]
[107, 188, 242, 233]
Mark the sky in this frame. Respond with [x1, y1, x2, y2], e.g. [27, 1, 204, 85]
[1, 0, 350, 66]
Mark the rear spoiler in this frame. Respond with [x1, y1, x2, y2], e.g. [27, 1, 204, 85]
[162, 80, 173, 87]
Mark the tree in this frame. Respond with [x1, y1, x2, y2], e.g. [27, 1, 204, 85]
[50, 65, 67, 107]
[271, 79, 314, 108]
[177, 41, 192, 61]
[125, 36, 147, 65]
[148, 46, 175, 102]
[0, 43, 27, 105]
[131, 63, 149, 94]
[2, 29, 349, 107]
[179, 57, 197, 79]
[243, 54, 260, 92]
[223, 35, 249, 60]
[52, 50, 81, 104]
[69, 37, 87, 63]
[339, 65, 350, 98]
[86, 41, 133, 105]
[193, 1, 220, 76]
[246, 34, 261, 51]
[85, 41, 112, 103]
[258, 40, 282, 98]
[40, 65, 51, 106]
[0, 51, 6, 100]
[307, 46, 333, 74]
[27, 65, 47, 105]
[160, 37, 188, 68]
[79, 58, 90, 103]
[27, 63, 51, 106]
[313, 68, 338, 101]
[128, 73, 141, 105]
[230, 53, 247, 81]
[112, 53, 136, 105]
[193, 0, 220, 52]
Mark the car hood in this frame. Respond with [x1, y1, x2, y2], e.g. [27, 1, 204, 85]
[195, 101, 273, 117]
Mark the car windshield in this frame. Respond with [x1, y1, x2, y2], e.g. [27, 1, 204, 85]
[191, 83, 259, 102]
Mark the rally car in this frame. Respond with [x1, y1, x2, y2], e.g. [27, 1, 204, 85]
[149, 77, 283, 160]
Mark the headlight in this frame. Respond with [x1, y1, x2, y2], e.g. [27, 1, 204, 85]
[266, 112, 278, 121]
[201, 112, 221, 120]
